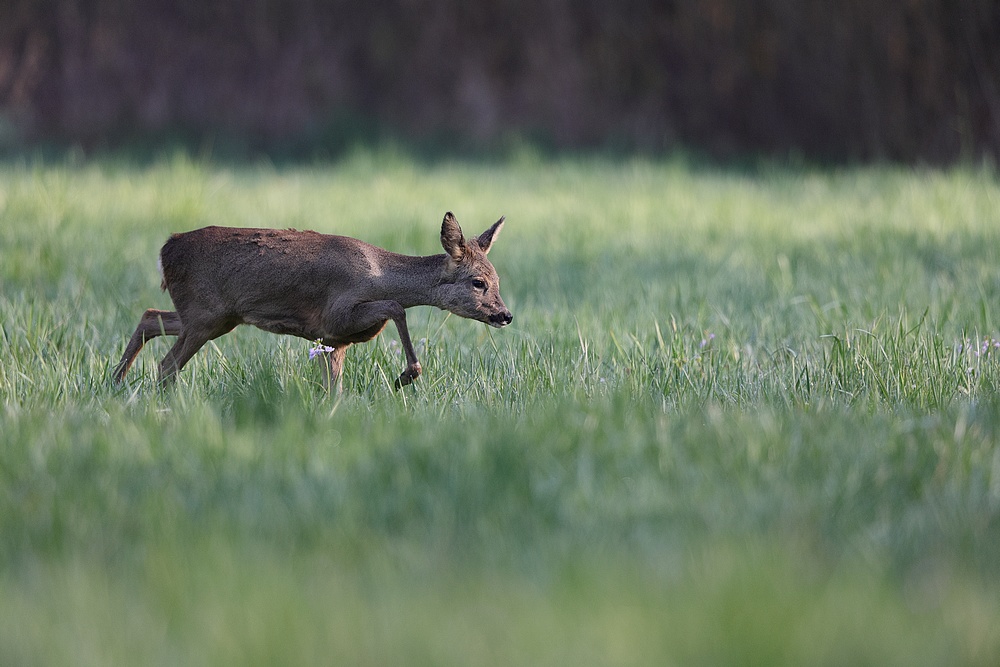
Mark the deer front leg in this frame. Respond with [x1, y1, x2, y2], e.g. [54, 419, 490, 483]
[384, 304, 422, 389]
[333, 300, 422, 389]
[317, 345, 348, 394]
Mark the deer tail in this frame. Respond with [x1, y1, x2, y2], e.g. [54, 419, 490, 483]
[157, 253, 167, 291]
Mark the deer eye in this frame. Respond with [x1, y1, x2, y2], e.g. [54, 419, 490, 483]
[471, 278, 487, 291]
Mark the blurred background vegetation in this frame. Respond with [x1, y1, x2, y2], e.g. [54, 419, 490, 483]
[1, 0, 998, 162]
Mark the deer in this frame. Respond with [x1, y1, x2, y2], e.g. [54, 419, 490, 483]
[112, 212, 512, 392]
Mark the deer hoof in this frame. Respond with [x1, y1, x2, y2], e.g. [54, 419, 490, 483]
[394, 363, 421, 389]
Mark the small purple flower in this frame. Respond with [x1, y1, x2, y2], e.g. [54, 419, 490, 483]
[700, 333, 715, 348]
[963, 336, 1000, 359]
[309, 343, 336, 360]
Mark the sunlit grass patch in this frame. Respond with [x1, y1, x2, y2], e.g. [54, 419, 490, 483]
[1, 152, 999, 663]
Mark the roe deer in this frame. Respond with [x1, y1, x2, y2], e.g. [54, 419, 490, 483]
[113, 212, 512, 391]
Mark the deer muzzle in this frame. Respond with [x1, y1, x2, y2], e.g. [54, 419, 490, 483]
[488, 310, 513, 327]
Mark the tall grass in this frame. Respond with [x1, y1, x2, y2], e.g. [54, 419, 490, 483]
[1, 151, 1000, 664]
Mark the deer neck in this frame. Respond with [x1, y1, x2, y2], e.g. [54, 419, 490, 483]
[375, 253, 451, 309]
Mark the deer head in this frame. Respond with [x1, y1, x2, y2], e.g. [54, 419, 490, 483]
[438, 212, 512, 327]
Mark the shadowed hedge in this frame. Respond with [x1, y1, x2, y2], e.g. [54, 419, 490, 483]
[1, 0, 998, 161]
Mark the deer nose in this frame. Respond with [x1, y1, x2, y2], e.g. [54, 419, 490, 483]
[489, 310, 513, 327]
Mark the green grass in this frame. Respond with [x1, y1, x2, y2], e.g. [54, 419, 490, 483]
[2, 150, 1000, 664]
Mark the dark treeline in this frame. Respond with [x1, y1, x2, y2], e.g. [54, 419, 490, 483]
[1, 0, 998, 162]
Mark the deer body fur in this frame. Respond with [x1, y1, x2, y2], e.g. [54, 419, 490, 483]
[113, 212, 511, 391]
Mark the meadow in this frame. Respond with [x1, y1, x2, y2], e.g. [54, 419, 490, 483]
[1, 148, 1000, 664]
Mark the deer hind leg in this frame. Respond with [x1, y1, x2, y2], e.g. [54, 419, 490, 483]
[156, 317, 238, 387]
[157, 332, 210, 387]
[113, 309, 183, 384]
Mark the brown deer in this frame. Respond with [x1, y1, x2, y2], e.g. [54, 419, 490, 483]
[112, 212, 512, 391]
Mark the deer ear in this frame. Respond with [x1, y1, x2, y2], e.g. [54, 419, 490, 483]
[476, 216, 505, 254]
[440, 212, 466, 261]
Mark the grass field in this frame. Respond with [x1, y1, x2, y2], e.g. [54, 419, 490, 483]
[2, 149, 1000, 664]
